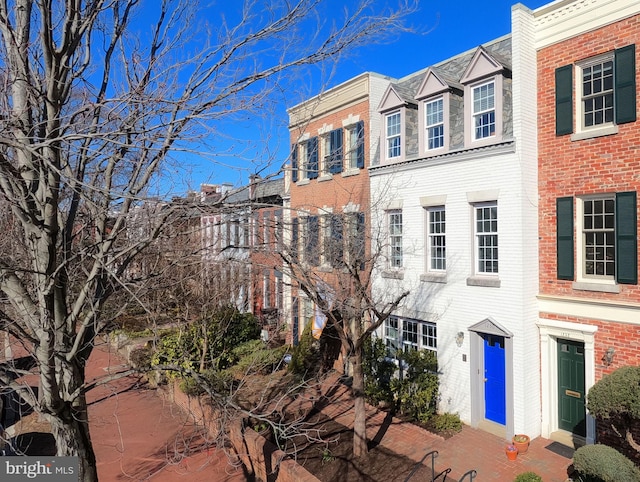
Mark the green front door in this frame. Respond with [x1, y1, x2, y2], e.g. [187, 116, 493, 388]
[557, 338, 586, 436]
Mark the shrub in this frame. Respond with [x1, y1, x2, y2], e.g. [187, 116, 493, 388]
[230, 342, 289, 376]
[151, 307, 261, 374]
[392, 349, 439, 423]
[514, 472, 542, 482]
[432, 412, 462, 434]
[363, 338, 395, 406]
[587, 366, 640, 420]
[572, 444, 640, 482]
[288, 323, 320, 376]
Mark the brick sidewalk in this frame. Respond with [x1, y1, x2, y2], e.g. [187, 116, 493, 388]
[313, 374, 573, 482]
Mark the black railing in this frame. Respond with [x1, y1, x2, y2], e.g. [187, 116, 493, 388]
[404, 449, 477, 482]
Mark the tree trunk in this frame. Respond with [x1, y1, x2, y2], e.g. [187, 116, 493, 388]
[351, 350, 368, 457]
[48, 395, 98, 482]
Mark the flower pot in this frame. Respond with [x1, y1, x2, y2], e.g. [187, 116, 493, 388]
[505, 444, 518, 461]
[512, 434, 530, 454]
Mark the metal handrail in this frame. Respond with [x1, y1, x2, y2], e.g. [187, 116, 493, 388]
[459, 469, 478, 481]
[404, 449, 439, 482]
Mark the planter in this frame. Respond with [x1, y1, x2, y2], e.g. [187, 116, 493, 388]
[505, 444, 518, 461]
[512, 434, 530, 454]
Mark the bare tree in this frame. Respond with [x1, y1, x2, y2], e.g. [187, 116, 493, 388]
[0, 0, 414, 479]
[280, 200, 410, 458]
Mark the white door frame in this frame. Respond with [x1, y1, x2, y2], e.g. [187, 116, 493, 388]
[538, 318, 596, 445]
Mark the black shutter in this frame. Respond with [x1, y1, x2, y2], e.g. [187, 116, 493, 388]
[307, 216, 319, 266]
[557, 197, 574, 280]
[329, 129, 343, 174]
[308, 137, 318, 179]
[615, 44, 636, 125]
[291, 218, 298, 262]
[356, 120, 365, 168]
[555, 65, 573, 136]
[291, 144, 298, 182]
[616, 191, 637, 284]
[357, 212, 365, 270]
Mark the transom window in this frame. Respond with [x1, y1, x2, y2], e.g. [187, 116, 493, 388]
[582, 56, 614, 128]
[473, 81, 496, 140]
[427, 207, 446, 271]
[475, 203, 498, 274]
[426, 98, 444, 150]
[583, 197, 615, 277]
[388, 210, 403, 268]
[386, 112, 401, 159]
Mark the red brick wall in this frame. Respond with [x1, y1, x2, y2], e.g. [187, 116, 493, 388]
[537, 15, 640, 380]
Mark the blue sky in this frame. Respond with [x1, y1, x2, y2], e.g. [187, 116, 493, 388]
[176, 0, 551, 193]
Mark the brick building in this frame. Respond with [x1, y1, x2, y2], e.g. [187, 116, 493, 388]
[285, 72, 391, 344]
[535, 0, 640, 446]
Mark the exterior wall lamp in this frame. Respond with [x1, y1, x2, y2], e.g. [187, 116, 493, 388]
[602, 347, 615, 366]
[455, 331, 464, 347]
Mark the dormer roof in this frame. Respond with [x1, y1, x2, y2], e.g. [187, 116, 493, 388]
[460, 45, 511, 84]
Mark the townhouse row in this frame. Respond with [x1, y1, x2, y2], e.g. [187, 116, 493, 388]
[203, 0, 640, 450]
[274, 0, 640, 450]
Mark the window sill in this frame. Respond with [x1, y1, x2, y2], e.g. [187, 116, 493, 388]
[382, 269, 404, 280]
[571, 124, 618, 141]
[572, 281, 620, 294]
[420, 272, 447, 284]
[341, 168, 360, 178]
[296, 178, 310, 186]
[318, 174, 333, 182]
[318, 265, 333, 273]
[466, 276, 501, 288]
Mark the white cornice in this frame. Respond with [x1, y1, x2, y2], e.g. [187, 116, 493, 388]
[538, 293, 640, 325]
[534, 0, 640, 49]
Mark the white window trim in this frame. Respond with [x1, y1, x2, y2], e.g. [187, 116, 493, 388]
[571, 53, 618, 141]
[426, 206, 446, 273]
[383, 110, 404, 163]
[573, 195, 618, 291]
[419, 95, 449, 154]
[464, 76, 503, 147]
[387, 209, 403, 269]
[344, 123, 360, 173]
[384, 316, 437, 357]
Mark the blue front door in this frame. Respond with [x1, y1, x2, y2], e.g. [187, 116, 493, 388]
[484, 334, 506, 425]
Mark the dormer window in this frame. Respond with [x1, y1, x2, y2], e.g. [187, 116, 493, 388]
[425, 97, 444, 149]
[460, 46, 507, 147]
[473, 80, 496, 140]
[386, 111, 402, 159]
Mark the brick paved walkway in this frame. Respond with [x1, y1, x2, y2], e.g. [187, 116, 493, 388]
[315, 374, 574, 482]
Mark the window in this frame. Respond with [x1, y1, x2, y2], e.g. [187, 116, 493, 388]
[322, 129, 343, 175]
[388, 210, 403, 268]
[384, 317, 400, 357]
[403, 320, 419, 351]
[425, 98, 444, 150]
[556, 193, 637, 285]
[292, 137, 318, 182]
[345, 121, 365, 169]
[262, 270, 271, 308]
[346, 212, 365, 268]
[262, 211, 270, 248]
[427, 207, 446, 271]
[582, 56, 614, 128]
[324, 214, 343, 267]
[384, 316, 437, 357]
[473, 81, 495, 140]
[555, 45, 636, 137]
[583, 197, 615, 277]
[303, 216, 319, 266]
[386, 112, 401, 159]
[475, 203, 498, 274]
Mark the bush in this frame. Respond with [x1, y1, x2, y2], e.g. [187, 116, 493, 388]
[514, 472, 542, 482]
[572, 444, 640, 482]
[230, 342, 289, 376]
[432, 412, 462, 434]
[363, 338, 395, 406]
[392, 349, 439, 423]
[151, 307, 261, 374]
[288, 323, 320, 376]
[587, 366, 640, 420]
